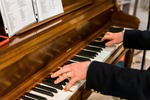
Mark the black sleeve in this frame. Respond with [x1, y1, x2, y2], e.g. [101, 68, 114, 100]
[123, 30, 150, 50]
[86, 61, 150, 100]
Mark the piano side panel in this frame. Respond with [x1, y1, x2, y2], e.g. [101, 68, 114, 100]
[112, 11, 140, 29]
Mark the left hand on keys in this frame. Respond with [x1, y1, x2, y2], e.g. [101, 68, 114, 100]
[51, 61, 91, 91]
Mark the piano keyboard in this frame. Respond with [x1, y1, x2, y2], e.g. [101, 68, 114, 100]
[20, 37, 119, 100]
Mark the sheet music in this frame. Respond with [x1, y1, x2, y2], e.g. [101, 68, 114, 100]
[0, 0, 36, 37]
[35, 0, 64, 22]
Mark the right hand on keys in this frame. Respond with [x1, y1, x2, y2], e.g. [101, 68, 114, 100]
[51, 61, 91, 91]
[101, 32, 124, 46]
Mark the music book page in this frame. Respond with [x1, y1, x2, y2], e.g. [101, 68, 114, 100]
[0, 0, 36, 37]
[34, 0, 64, 22]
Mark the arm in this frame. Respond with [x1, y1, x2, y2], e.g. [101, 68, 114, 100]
[86, 61, 150, 100]
[51, 61, 150, 100]
[123, 30, 150, 50]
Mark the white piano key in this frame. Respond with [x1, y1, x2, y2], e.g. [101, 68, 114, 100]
[39, 83, 71, 100]
[104, 44, 119, 53]
[22, 44, 120, 100]
[92, 44, 119, 62]
[37, 80, 85, 100]
[68, 80, 85, 92]
[30, 90, 60, 100]
[93, 50, 111, 62]
[77, 44, 119, 62]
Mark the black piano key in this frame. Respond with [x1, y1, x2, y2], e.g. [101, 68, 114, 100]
[46, 75, 69, 83]
[25, 93, 47, 100]
[95, 37, 102, 41]
[102, 39, 110, 44]
[64, 79, 69, 83]
[84, 46, 102, 52]
[36, 84, 58, 93]
[71, 56, 91, 62]
[42, 81, 63, 90]
[89, 41, 105, 48]
[45, 77, 66, 86]
[77, 50, 97, 58]
[32, 88, 54, 97]
[83, 50, 98, 55]
[21, 96, 35, 100]
[94, 37, 110, 47]
[47, 74, 68, 84]
[62, 60, 74, 66]
[77, 54, 94, 59]
[108, 27, 124, 32]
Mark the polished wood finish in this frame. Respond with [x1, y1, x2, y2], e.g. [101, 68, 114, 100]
[0, 0, 140, 100]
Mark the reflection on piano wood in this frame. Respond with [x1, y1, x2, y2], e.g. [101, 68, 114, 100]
[0, 0, 140, 100]
[19, 36, 121, 100]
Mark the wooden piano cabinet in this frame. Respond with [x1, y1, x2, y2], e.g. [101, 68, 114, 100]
[0, 0, 140, 100]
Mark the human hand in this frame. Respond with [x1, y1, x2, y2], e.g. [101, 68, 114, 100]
[101, 32, 123, 46]
[51, 61, 91, 91]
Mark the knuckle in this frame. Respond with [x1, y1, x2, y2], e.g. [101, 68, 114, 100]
[62, 73, 67, 78]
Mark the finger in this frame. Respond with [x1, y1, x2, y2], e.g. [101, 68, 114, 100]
[51, 65, 71, 78]
[54, 71, 73, 84]
[64, 78, 77, 91]
[101, 34, 111, 42]
[105, 41, 115, 46]
[59, 64, 72, 73]
[54, 73, 67, 84]
[51, 70, 61, 78]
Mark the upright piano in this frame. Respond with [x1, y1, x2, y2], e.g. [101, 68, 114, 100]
[0, 0, 140, 100]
